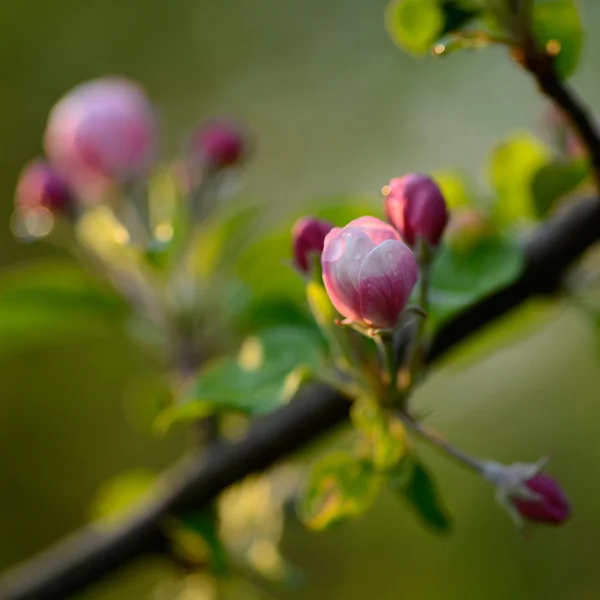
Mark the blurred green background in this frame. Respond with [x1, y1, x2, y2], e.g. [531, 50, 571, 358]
[2, 0, 600, 598]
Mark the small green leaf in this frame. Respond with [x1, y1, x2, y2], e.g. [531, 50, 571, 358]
[386, 0, 444, 55]
[0, 261, 127, 352]
[351, 400, 406, 471]
[90, 470, 155, 525]
[429, 236, 525, 330]
[531, 157, 589, 217]
[158, 326, 324, 429]
[439, 0, 482, 36]
[533, 0, 583, 79]
[299, 453, 381, 531]
[391, 457, 451, 533]
[431, 169, 472, 210]
[178, 510, 230, 575]
[489, 133, 549, 225]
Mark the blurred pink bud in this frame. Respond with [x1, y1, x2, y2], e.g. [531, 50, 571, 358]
[322, 216, 418, 329]
[292, 216, 334, 273]
[44, 77, 158, 189]
[384, 174, 448, 247]
[191, 119, 248, 169]
[15, 159, 72, 214]
[512, 474, 571, 526]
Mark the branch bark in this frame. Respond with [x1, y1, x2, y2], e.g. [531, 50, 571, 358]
[4, 40, 600, 600]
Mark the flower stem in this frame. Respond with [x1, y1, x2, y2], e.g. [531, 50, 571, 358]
[375, 331, 399, 403]
[397, 412, 484, 474]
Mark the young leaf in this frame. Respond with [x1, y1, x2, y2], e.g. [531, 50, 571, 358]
[531, 157, 589, 217]
[178, 509, 230, 575]
[157, 326, 324, 430]
[532, 0, 583, 79]
[90, 470, 156, 526]
[0, 261, 127, 352]
[299, 453, 381, 531]
[439, 0, 482, 36]
[489, 133, 549, 225]
[390, 457, 451, 533]
[386, 0, 444, 55]
[429, 236, 525, 330]
[351, 400, 407, 471]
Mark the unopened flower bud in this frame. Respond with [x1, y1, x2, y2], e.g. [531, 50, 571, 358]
[512, 473, 571, 525]
[483, 459, 570, 528]
[384, 174, 448, 247]
[292, 217, 333, 274]
[15, 159, 72, 214]
[44, 77, 158, 191]
[191, 119, 248, 169]
[322, 216, 418, 329]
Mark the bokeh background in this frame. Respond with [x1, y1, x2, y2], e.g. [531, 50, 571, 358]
[2, 0, 600, 598]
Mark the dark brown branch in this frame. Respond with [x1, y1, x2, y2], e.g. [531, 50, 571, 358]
[4, 43, 600, 600]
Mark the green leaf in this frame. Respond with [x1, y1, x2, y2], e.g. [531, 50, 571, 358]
[489, 133, 549, 225]
[0, 261, 127, 352]
[157, 326, 324, 430]
[531, 157, 589, 217]
[429, 236, 525, 330]
[431, 169, 473, 210]
[90, 470, 155, 525]
[386, 0, 444, 55]
[178, 510, 230, 575]
[391, 457, 451, 533]
[298, 453, 381, 531]
[533, 0, 583, 79]
[351, 400, 406, 471]
[439, 0, 482, 36]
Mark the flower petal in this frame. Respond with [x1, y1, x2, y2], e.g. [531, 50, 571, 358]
[322, 227, 375, 322]
[357, 239, 418, 329]
[347, 216, 401, 246]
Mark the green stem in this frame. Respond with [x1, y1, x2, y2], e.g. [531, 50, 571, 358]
[408, 247, 431, 390]
[398, 412, 484, 474]
[375, 332, 399, 403]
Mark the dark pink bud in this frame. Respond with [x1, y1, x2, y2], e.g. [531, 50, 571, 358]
[322, 216, 418, 329]
[191, 119, 248, 169]
[292, 217, 334, 273]
[44, 77, 158, 192]
[512, 474, 571, 525]
[15, 159, 72, 214]
[384, 174, 448, 247]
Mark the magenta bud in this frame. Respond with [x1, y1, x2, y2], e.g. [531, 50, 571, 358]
[191, 119, 248, 169]
[292, 217, 334, 274]
[512, 474, 571, 526]
[384, 174, 449, 247]
[15, 159, 72, 214]
[44, 77, 158, 190]
[321, 216, 418, 329]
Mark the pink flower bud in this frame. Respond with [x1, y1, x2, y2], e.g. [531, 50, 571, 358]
[483, 459, 570, 528]
[511, 474, 571, 525]
[191, 119, 248, 169]
[15, 159, 72, 214]
[384, 174, 448, 247]
[44, 77, 158, 190]
[292, 217, 334, 273]
[321, 216, 418, 329]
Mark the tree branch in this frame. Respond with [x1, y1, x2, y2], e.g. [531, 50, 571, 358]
[4, 43, 600, 600]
